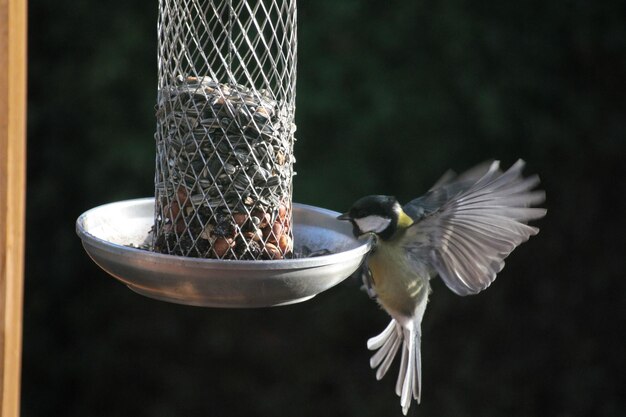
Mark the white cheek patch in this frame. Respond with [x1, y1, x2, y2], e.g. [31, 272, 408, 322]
[354, 215, 392, 234]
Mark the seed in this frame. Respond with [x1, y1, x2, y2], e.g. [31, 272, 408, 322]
[174, 216, 186, 234]
[276, 151, 286, 165]
[265, 176, 280, 187]
[200, 223, 214, 240]
[176, 186, 189, 207]
[166, 201, 180, 221]
[252, 209, 270, 228]
[233, 212, 248, 226]
[233, 173, 249, 190]
[269, 222, 284, 243]
[253, 111, 270, 123]
[198, 179, 212, 189]
[213, 237, 234, 258]
[278, 234, 292, 253]
[200, 117, 218, 126]
[234, 150, 249, 164]
[217, 141, 230, 154]
[264, 243, 282, 260]
[208, 158, 222, 177]
[223, 163, 237, 175]
[278, 203, 288, 222]
[256, 106, 271, 117]
[190, 194, 206, 204]
[244, 230, 262, 242]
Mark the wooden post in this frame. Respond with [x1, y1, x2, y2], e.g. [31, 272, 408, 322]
[0, 0, 27, 414]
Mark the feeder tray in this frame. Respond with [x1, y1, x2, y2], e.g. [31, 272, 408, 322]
[76, 198, 371, 308]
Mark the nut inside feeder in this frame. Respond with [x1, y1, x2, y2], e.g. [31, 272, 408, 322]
[153, 0, 297, 260]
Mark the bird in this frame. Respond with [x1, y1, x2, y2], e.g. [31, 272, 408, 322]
[337, 159, 546, 415]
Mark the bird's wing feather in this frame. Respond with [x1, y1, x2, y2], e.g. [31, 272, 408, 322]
[403, 160, 497, 221]
[402, 159, 546, 296]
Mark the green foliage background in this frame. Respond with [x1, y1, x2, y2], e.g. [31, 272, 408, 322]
[25, 0, 625, 416]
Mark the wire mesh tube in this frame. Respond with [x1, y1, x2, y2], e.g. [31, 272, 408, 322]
[153, 0, 297, 259]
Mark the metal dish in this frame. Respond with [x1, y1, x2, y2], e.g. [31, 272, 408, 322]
[76, 198, 371, 308]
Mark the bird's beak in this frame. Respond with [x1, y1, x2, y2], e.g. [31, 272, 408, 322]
[336, 212, 351, 221]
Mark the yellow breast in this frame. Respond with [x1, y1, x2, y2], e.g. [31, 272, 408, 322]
[368, 237, 429, 318]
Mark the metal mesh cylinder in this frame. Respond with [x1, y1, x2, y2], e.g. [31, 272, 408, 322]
[153, 0, 297, 259]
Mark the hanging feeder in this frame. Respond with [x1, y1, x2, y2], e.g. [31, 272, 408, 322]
[76, 0, 371, 307]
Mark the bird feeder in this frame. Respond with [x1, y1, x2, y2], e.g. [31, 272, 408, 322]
[154, 0, 297, 260]
[76, 0, 371, 307]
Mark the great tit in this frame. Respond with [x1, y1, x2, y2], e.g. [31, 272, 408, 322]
[337, 159, 546, 415]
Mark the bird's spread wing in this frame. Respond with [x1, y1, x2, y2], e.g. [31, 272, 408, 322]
[402, 159, 546, 296]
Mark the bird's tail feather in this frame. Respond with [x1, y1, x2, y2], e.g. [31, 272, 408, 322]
[367, 319, 422, 415]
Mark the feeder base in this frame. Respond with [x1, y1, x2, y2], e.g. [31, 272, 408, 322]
[76, 199, 371, 308]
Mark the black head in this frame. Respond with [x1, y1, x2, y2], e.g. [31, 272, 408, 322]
[337, 195, 401, 240]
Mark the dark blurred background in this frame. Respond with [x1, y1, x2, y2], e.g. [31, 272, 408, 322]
[25, 0, 626, 416]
